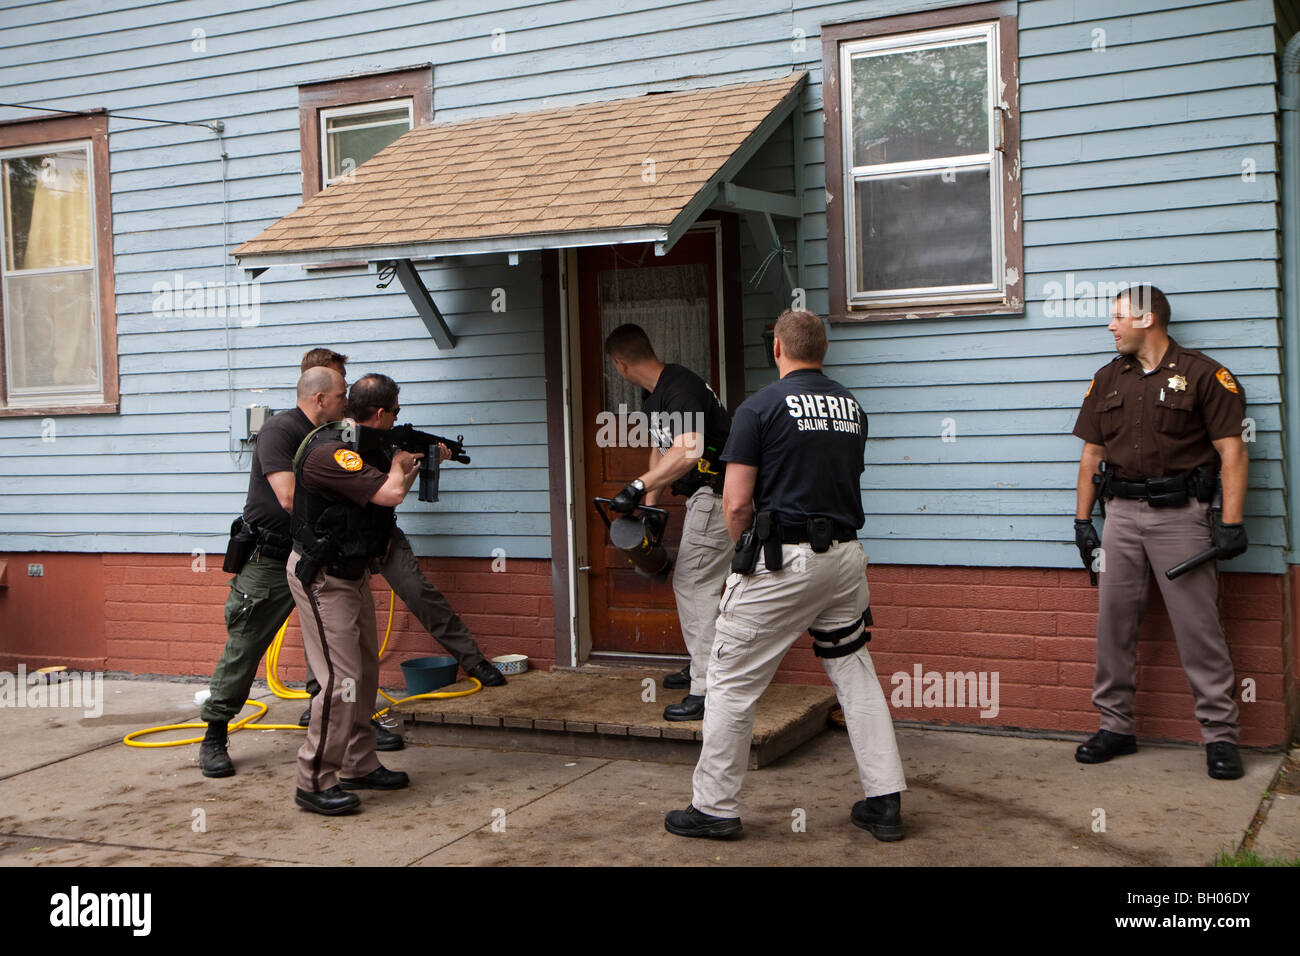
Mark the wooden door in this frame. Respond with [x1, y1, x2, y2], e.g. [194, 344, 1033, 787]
[578, 228, 722, 654]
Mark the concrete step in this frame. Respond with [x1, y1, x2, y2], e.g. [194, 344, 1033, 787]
[392, 669, 837, 768]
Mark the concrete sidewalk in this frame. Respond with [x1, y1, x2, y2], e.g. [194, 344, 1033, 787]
[0, 678, 1291, 867]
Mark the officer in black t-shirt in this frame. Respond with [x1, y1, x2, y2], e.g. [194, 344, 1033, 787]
[604, 324, 733, 721]
[198, 365, 348, 778]
[665, 310, 907, 841]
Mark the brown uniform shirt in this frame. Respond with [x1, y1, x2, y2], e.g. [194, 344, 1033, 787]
[1072, 338, 1245, 480]
[301, 441, 388, 504]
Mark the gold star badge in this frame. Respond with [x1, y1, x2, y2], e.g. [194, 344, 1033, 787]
[1167, 374, 1188, 392]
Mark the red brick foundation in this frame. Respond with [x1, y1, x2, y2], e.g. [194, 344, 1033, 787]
[771, 566, 1292, 748]
[1, 553, 1294, 746]
[0, 552, 555, 693]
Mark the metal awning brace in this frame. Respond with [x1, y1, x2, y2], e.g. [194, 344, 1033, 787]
[376, 259, 456, 350]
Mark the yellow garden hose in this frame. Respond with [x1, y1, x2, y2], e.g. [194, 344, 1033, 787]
[124, 590, 481, 748]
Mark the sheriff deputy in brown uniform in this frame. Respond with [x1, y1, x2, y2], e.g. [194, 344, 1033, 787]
[286, 412, 424, 815]
[1072, 285, 1249, 780]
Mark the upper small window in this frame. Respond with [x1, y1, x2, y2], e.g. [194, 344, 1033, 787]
[319, 99, 413, 188]
[298, 65, 432, 202]
[822, 3, 1022, 321]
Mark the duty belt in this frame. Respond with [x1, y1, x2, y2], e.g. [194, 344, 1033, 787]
[1104, 471, 1213, 504]
[777, 522, 857, 545]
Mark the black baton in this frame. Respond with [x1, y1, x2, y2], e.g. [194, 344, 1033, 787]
[1165, 547, 1223, 580]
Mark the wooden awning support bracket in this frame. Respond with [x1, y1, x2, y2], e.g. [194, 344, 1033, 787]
[710, 179, 802, 303]
[386, 259, 457, 350]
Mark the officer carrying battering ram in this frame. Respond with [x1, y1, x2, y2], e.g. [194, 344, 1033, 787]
[604, 324, 733, 721]
[665, 309, 907, 840]
[286, 393, 426, 815]
[1072, 284, 1249, 780]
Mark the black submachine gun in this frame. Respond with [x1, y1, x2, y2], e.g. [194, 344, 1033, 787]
[359, 423, 470, 503]
[593, 498, 672, 582]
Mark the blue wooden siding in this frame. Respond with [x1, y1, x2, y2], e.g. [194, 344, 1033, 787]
[0, 0, 1288, 573]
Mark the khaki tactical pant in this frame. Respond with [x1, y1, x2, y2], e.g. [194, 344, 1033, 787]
[1094, 497, 1238, 743]
[287, 551, 382, 793]
[672, 487, 734, 697]
[692, 540, 907, 818]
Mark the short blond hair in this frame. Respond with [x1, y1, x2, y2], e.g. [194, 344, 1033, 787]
[773, 309, 827, 363]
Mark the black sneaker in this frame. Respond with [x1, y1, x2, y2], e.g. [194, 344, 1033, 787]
[298, 705, 312, 728]
[851, 792, 904, 842]
[663, 665, 691, 689]
[199, 723, 234, 778]
[664, 804, 742, 838]
[1206, 742, 1244, 780]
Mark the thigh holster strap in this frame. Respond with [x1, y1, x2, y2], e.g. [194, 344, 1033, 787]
[810, 607, 873, 658]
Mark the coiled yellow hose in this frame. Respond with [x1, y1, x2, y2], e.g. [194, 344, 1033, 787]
[123, 590, 481, 748]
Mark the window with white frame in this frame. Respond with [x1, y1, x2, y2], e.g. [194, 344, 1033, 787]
[319, 99, 413, 188]
[1, 139, 103, 406]
[839, 22, 1005, 309]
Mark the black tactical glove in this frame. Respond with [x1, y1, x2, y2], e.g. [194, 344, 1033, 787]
[1073, 518, 1100, 569]
[1212, 516, 1248, 560]
[610, 479, 646, 514]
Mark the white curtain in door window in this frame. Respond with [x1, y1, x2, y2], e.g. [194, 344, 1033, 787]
[599, 263, 710, 415]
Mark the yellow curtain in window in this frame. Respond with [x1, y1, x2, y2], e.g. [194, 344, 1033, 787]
[22, 154, 91, 269]
[7, 151, 97, 394]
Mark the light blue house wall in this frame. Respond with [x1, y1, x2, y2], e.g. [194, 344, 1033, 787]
[0, 0, 1289, 572]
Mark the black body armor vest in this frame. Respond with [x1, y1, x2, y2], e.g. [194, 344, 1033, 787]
[290, 423, 395, 581]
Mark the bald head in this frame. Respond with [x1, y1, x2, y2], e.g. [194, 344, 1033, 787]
[297, 366, 347, 426]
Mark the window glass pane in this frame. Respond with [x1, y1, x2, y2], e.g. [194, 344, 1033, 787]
[850, 39, 988, 167]
[598, 263, 710, 414]
[4, 149, 91, 271]
[326, 118, 409, 181]
[326, 108, 410, 131]
[854, 167, 993, 295]
[4, 269, 100, 395]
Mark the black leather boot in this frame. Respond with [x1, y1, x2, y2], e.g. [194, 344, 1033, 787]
[1075, 729, 1138, 764]
[663, 694, 705, 721]
[851, 792, 904, 842]
[295, 785, 361, 815]
[663, 665, 691, 689]
[1206, 742, 1244, 780]
[199, 722, 234, 778]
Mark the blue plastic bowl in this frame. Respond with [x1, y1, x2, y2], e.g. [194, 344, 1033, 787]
[400, 655, 460, 695]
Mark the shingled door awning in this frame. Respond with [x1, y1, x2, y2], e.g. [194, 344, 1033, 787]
[235, 71, 807, 270]
[233, 72, 807, 348]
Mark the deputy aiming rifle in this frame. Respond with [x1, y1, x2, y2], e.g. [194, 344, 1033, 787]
[359, 423, 470, 503]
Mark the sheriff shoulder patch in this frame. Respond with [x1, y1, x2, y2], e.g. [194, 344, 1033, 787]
[333, 448, 363, 471]
[1215, 368, 1239, 394]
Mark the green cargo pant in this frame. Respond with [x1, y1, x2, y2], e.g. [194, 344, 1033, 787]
[200, 549, 295, 724]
